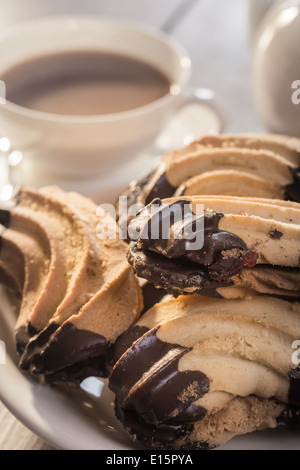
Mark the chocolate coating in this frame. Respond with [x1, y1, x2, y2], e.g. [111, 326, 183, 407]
[20, 322, 108, 377]
[284, 167, 300, 203]
[44, 354, 107, 385]
[15, 323, 38, 355]
[127, 243, 231, 297]
[109, 327, 210, 447]
[115, 400, 196, 448]
[127, 199, 258, 295]
[144, 172, 176, 205]
[141, 282, 168, 313]
[289, 367, 300, 408]
[19, 322, 59, 371]
[0, 209, 11, 228]
[135, 199, 248, 269]
[277, 406, 300, 431]
[106, 325, 149, 373]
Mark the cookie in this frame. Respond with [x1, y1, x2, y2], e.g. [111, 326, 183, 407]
[0, 186, 143, 384]
[126, 196, 300, 297]
[163, 133, 300, 166]
[117, 134, 300, 238]
[108, 294, 300, 450]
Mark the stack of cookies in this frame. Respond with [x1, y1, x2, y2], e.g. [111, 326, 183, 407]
[0, 133, 299, 449]
[109, 133, 300, 449]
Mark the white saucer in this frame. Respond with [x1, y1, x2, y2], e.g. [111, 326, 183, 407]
[0, 287, 299, 451]
[15, 102, 223, 204]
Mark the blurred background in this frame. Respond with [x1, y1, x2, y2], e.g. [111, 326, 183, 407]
[0, 0, 264, 134]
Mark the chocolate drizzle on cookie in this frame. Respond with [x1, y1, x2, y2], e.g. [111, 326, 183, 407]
[127, 243, 231, 297]
[127, 199, 258, 296]
[20, 322, 108, 376]
[109, 327, 209, 447]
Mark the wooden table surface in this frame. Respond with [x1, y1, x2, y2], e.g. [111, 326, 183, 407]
[0, 0, 264, 451]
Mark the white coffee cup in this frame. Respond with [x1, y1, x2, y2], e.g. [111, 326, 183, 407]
[0, 15, 224, 181]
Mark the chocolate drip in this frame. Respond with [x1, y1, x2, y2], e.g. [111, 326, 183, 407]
[136, 200, 249, 269]
[284, 167, 300, 203]
[20, 322, 108, 375]
[0, 209, 11, 228]
[109, 327, 209, 446]
[127, 199, 258, 295]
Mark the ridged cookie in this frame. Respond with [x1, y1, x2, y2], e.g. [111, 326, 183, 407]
[117, 134, 300, 238]
[126, 196, 300, 298]
[108, 294, 300, 450]
[0, 187, 143, 384]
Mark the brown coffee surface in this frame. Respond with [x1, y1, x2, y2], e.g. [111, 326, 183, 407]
[2, 50, 171, 115]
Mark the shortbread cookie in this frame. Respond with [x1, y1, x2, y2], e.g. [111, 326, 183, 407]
[126, 196, 300, 297]
[108, 295, 300, 450]
[163, 133, 300, 166]
[117, 134, 300, 237]
[0, 187, 143, 384]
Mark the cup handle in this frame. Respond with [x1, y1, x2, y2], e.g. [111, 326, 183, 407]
[153, 87, 226, 155]
[176, 87, 226, 132]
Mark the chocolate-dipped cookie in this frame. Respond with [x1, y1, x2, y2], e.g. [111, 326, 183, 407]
[108, 294, 300, 450]
[0, 186, 143, 384]
[117, 134, 300, 238]
[126, 196, 300, 298]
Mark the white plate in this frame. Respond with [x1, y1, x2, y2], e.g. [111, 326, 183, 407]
[12, 102, 224, 205]
[1, 287, 300, 451]
[1, 106, 299, 451]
